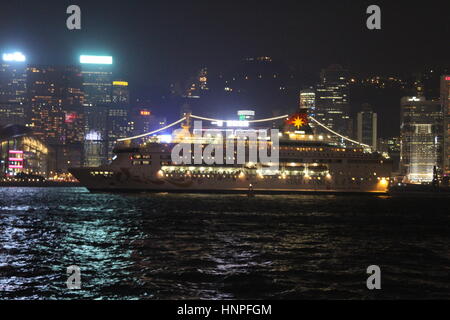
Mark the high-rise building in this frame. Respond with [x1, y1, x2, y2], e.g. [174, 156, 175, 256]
[130, 108, 167, 141]
[299, 88, 316, 115]
[441, 75, 450, 175]
[316, 65, 352, 137]
[27, 65, 66, 143]
[400, 96, 443, 183]
[0, 52, 27, 126]
[80, 55, 113, 105]
[79, 55, 113, 166]
[112, 80, 130, 106]
[106, 80, 131, 161]
[27, 65, 85, 172]
[356, 104, 377, 150]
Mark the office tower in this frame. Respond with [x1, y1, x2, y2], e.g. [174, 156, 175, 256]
[27, 65, 85, 172]
[299, 88, 316, 114]
[0, 52, 27, 126]
[79, 55, 113, 166]
[130, 108, 167, 140]
[356, 104, 377, 150]
[400, 96, 443, 183]
[316, 64, 352, 137]
[105, 80, 131, 161]
[106, 106, 130, 161]
[27, 65, 66, 144]
[237, 110, 255, 121]
[83, 105, 108, 167]
[441, 75, 450, 175]
[80, 55, 113, 105]
[112, 80, 130, 105]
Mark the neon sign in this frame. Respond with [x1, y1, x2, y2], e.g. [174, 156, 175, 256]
[2, 52, 26, 62]
[80, 55, 113, 65]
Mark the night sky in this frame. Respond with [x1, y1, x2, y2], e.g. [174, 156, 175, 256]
[1, 0, 448, 81]
[0, 0, 449, 136]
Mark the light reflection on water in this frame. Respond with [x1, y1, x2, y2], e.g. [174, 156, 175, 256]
[0, 187, 449, 299]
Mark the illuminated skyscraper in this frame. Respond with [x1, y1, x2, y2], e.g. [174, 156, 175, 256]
[79, 55, 113, 166]
[0, 52, 27, 126]
[80, 55, 113, 105]
[112, 80, 130, 106]
[441, 75, 450, 175]
[356, 104, 377, 150]
[27, 65, 85, 172]
[316, 65, 352, 137]
[400, 96, 443, 183]
[27, 65, 66, 143]
[299, 89, 315, 114]
[106, 80, 131, 161]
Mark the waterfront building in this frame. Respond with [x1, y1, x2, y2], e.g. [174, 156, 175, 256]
[0, 124, 49, 177]
[400, 96, 443, 183]
[441, 75, 450, 175]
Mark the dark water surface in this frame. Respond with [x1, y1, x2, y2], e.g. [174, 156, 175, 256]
[0, 187, 449, 300]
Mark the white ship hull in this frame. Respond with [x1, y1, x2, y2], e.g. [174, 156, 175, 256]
[69, 166, 389, 194]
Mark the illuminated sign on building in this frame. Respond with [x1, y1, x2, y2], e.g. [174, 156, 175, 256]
[65, 112, 78, 123]
[445, 76, 450, 81]
[8, 150, 24, 170]
[80, 55, 113, 65]
[2, 52, 26, 62]
[113, 81, 128, 86]
[85, 131, 102, 141]
[140, 110, 151, 116]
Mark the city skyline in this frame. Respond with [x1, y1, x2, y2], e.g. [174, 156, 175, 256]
[0, 0, 449, 304]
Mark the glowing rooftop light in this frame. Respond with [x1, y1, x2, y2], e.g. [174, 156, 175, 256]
[80, 55, 113, 65]
[2, 52, 26, 62]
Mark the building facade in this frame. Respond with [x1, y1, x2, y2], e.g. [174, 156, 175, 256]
[315, 65, 352, 138]
[0, 53, 27, 126]
[356, 104, 377, 150]
[0, 124, 49, 178]
[441, 75, 450, 175]
[27, 65, 85, 172]
[400, 96, 443, 183]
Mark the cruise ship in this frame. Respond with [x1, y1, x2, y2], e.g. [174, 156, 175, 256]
[69, 113, 393, 194]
